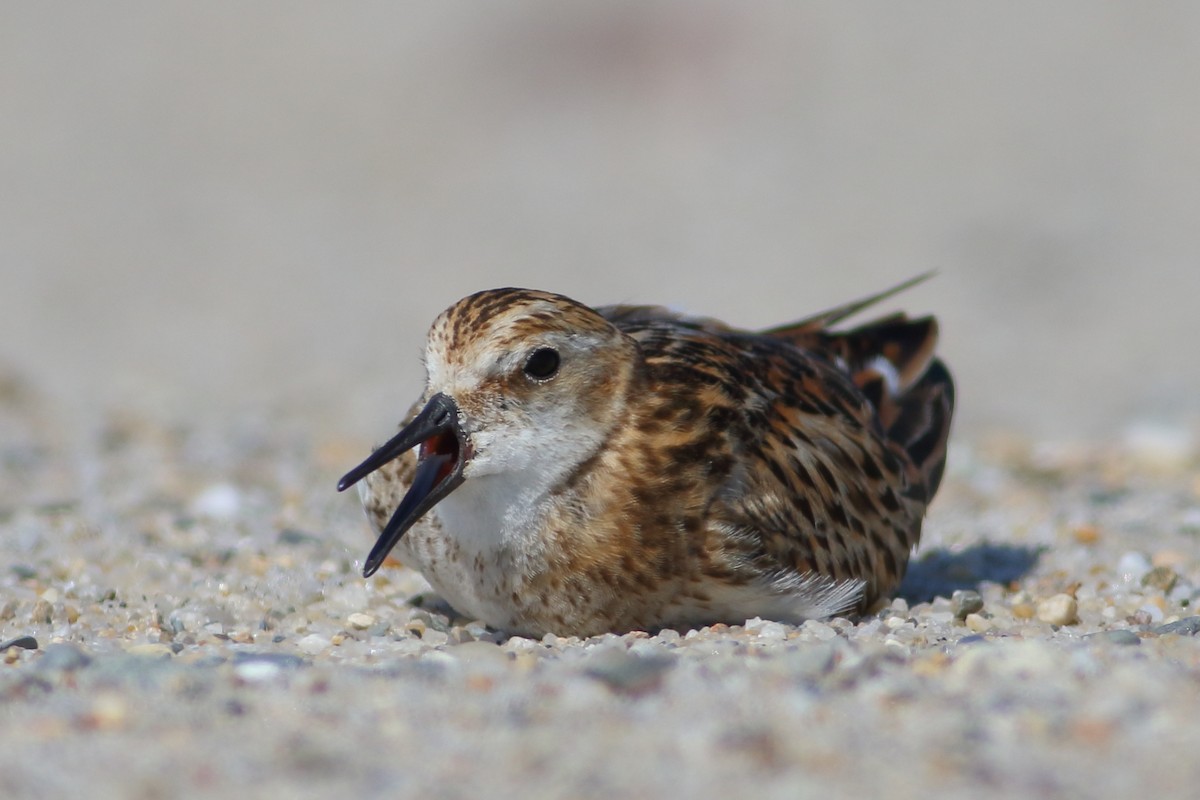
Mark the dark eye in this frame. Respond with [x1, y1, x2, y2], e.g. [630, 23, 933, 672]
[523, 347, 560, 380]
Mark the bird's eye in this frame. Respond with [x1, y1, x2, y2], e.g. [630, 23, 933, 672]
[523, 347, 560, 380]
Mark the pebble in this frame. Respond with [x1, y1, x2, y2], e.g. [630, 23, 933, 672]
[84, 692, 129, 730]
[952, 590, 984, 621]
[126, 643, 174, 658]
[1141, 566, 1178, 593]
[1036, 594, 1079, 626]
[755, 621, 789, 640]
[964, 613, 992, 633]
[190, 483, 243, 519]
[1154, 616, 1200, 636]
[232, 652, 306, 669]
[31, 599, 53, 624]
[783, 641, 838, 679]
[0, 635, 38, 651]
[1086, 630, 1141, 646]
[297, 634, 330, 655]
[583, 647, 674, 695]
[347, 613, 376, 630]
[1116, 552, 1151, 583]
[1137, 604, 1164, 624]
[38, 642, 92, 671]
[447, 640, 510, 667]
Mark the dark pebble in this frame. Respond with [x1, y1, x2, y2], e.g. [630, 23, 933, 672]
[277, 528, 321, 545]
[0, 635, 38, 651]
[1154, 616, 1200, 636]
[952, 590, 985, 621]
[38, 642, 92, 671]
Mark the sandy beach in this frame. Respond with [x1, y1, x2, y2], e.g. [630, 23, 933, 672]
[3, 6, 1199, 798]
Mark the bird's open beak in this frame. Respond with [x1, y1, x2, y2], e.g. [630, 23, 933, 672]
[336, 392, 468, 577]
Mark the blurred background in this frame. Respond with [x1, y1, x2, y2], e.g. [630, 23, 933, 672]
[2, 3, 1198, 445]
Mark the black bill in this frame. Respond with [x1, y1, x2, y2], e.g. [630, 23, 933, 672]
[336, 392, 467, 577]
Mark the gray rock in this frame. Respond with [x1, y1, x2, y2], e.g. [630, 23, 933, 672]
[952, 590, 985, 621]
[1153, 616, 1200, 636]
[584, 647, 674, 695]
[1085, 630, 1142, 646]
[38, 642, 92, 671]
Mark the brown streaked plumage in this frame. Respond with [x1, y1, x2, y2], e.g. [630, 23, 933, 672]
[338, 277, 954, 637]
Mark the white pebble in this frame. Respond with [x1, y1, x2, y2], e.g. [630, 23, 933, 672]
[234, 660, 282, 682]
[1116, 552, 1151, 583]
[1036, 594, 1079, 626]
[756, 621, 788, 640]
[420, 629, 449, 647]
[347, 613, 376, 630]
[297, 634, 330, 655]
[190, 483, 242, 520]
[800, 620, 837, 641]
[965, 613, 993, 633]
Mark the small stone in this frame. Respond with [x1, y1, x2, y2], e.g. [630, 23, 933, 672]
[0, 635, 38, 651]
[1086, 630, 1141, 646]
[1137, 604, 1164, 624]
[1072, 525, 1100, 545]
[83, 693, 128, 730]
[1012, 603, 1036, 620]
[1154, 616, 1200, 636]
[952, 590, 984, 621]
[297, 634, 330, 655]
[10, 563, 38, 580]
[234, 660, 283, 683]
[448, 640, 509, 666]
[39, 643, 91, 671]
[347, 613, 376, 630]
[420, 629, 449, 647]
[278, 528, 321, 545]
[1036, 594, 1079, 626]
[964, 613, 992, 633]
[30, 599, 52, 624]
[232, 652, 306, 669]
[0, 599, 18, 620]
[1116, 552, 1151, 583]
[1151, 550, 1189, 569]
[783, 641, 838, 678]
[40, 588, 59, 604]
[756, 621, 789, 640]
[584, 648, 674, 695]
[191, 483, 242, 520]
[1141, 566, 1178, 593]
[126, 643, 173, 658]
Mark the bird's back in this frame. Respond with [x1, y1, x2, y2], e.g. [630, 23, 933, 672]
[598, 280, 954, 617]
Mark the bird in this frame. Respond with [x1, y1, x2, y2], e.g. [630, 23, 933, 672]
[337, 276, 954, 637]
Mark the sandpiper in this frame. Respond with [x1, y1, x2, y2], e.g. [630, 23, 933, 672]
[338, 276, 954, 637]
